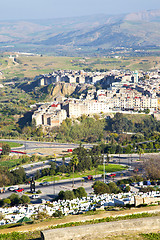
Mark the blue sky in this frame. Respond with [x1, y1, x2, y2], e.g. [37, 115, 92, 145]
[1, 0, 160, 20]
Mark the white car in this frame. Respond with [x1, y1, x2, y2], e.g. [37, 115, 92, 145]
[31, 195, 39, 199]
[39, 181, 50, 186]
[8, 186, 19, 191]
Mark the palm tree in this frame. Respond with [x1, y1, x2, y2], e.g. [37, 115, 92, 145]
[138, 148, 144, 162]
[70, 155, 79, 187]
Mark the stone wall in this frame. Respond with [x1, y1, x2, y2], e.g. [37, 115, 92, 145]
[134, 196, 160, 206]
[41, 216, 160, 240]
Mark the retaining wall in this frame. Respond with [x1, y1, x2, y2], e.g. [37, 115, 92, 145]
[41, 216, 160, 240]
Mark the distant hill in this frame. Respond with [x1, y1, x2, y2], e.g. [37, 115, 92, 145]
[1, 9, 160, 55]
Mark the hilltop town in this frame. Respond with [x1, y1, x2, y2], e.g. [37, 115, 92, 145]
[32, 69, 160, 127]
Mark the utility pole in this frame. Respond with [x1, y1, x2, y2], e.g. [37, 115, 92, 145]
[103, 154, 105, 183]
[54, 175, 55, 195]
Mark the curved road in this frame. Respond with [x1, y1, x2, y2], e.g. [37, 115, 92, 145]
[0, 139, 93, 151]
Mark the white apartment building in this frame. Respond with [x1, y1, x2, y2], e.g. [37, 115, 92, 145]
[111, 96, 157, 111]
[65, 99, 110, 118]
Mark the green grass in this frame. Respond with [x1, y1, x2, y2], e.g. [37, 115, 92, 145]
[0, 142, 22, 148]
[141, 233, 160, 240]
[0, 158, 25, 169]
[0, 231, 41, 240]
[37, 164, 127, 182]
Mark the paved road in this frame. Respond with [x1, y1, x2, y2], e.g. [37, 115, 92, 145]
[0, 168, 136, 202]
[0, 139, 93, 152]
[0, 139, 143, 201]
[21, 153, 140, 177]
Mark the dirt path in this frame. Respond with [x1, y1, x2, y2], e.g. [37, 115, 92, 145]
[0, 205, 160, 234]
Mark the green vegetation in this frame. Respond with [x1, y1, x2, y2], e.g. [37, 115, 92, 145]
[141, 233, 160, 240]
[0, 193, 30, 207]
[50, 212, 160, 229]
[92, 181, 122, 195]
[36, 163, 126, 182]
[36, 164, 126, 182]
[0, 144, 10, 156]
[55, 116, 105, 143]
[34, 144, 126, 181]
[58, 187, 87, 200]
[54, 113, 160, 145]
[0, 142, 22, 148]
[0, 167, 26, 187]
[0, 231, 40, 240]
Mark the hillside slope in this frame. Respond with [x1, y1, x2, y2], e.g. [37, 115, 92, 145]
[1, 9, 160, 55]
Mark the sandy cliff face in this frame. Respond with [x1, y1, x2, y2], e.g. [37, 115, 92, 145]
[50, 83, 77, 98]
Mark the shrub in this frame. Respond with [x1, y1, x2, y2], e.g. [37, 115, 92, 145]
[53, 210, 63, 218]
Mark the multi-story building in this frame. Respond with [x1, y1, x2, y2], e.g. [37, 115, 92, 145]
[32, 102, 67, 127]
[63, 99, 110, 118]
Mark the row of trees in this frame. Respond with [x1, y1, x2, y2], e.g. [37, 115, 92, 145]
[56, 117, 105, 143]
[53, 113, 160, 143]
[0, 193, 30, 207]
[92, 181, 130, 195]
[0, 167, 26, 187]
[58, 187, 87, 200]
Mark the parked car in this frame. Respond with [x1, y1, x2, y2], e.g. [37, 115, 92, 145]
[15, 188, 24, 192]
[31, 194, 39, 199]
[67, 149, 72, 152]
[87, 175, 93, 180]
[8, 186, 19, 191]
[107, 173, 116, 178]
[39, 181, 50, 186]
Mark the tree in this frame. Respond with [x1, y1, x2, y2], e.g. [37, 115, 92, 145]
[144, 158, 160, 180]
[108, 182, 120, 194]
[58, 190, 75, 200]
[9, 193, 20, 206]
[1, 143, 11, 156]
[73, 187, 87, 198]
[111, 113, 133, 133]
[144, 108, 150, 114]
[3, 198, 11, 206]
[92, 181, 110, 195]
[70, 155, 79, 187]
[20, 195, 30, 204]
[53, 210, 63, 218]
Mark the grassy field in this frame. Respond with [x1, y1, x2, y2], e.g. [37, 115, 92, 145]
[1, 54, 160, 80]
[37, 164, 127, 182]
[0, 158, 24, 169]
[0, 142, 22, 148]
